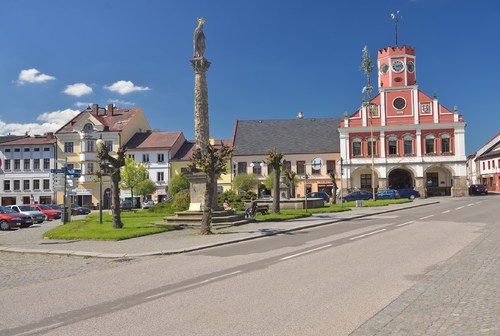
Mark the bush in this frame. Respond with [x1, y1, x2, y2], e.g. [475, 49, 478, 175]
[168, 173, 190, 195]
[148, 201, 175, 214]
[218, 190, 246, 211]
[172, 190, 190, 212]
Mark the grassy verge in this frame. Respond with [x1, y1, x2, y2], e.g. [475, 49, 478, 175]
[43, 210, 179, 241]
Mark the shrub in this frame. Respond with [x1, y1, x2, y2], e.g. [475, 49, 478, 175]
[172, 190, 190, 212]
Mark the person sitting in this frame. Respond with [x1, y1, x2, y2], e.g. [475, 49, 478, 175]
[223, 198, 235, 213]
[244, 197, 257, 218]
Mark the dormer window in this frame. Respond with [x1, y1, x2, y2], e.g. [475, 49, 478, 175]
[83, 123, 94, 133]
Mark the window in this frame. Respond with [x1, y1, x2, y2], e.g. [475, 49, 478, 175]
[5, 148, 10, 152]
[488, 161, 491, 169]
[252, 162, 263, 175]
[34, 159, 40, 170]
[440, 134, 451, 153]
[425, 134, 435, 154]
[5, 159, 11, 170]
[64, 142, 74, 153]
[24, 148, 30, 152]
[23, 180, 30, 190]
[157, 172, 164, 182]
[361, 174, 372, 189]
[86, 140, 95, 152]
[237, 162, 247, 174]
[157, 153, 164, 162]
[44, 147, 50, 152]
[14, 180, 20, 191]
[403, 135, 413, 155]
[367, 138, 377, 156]
[87, 163, 95, 174]
[43, 158, 50, 170]
[24, 159, 31, 170]
[426, 173, 438, 187]
[268, 164, 274, 175]
[105, 140, 113, 151]
[14, 148, 20, 152]
[388, 136, 398, 155]
[34, 148, 40, 152]
[352, 138, 362, 157]
[142, 154, 150, 162]
[43, 179, 50, 190]
[4, 180, 10, 191]
[296, 161, 305, 175]
[67, 163, 74, 170]
[482, 162, 486, 170]
[180, 167, 189, 174]
[283, 160, 291, 172]
[326, 160, 335, 174]
[14, 159, 20, 170]
[128, 154, 135, 160]
[33, 180, 40, 190]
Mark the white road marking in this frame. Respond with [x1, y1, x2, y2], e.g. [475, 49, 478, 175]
[279, 244, 332, 261]
[475, 201, 482, 204]
[467, 203, 474, 207]
[442, 210, 451, 214]
[145, 271, 242, 300]
[419, 215, 434, 220]
[349, 229, 387, 241]
[455, 206, 464, 210]
[397, 221, 414, 227]
[16, 322, 64, 336]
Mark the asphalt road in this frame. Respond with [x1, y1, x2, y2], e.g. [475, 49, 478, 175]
[0, 196, 497, 336]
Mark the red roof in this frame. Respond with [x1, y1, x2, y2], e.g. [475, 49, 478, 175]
[125, 131, 184, 150]
[0, 135, 56, 146]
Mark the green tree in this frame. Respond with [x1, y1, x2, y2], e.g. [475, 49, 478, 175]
[232, 173, 258, 193]
[264, 171, 275, 191]
[120, 157, 149, 208]
[136, 179, 157, 201]
[265, 150, 284, 213]
[168, 173, 190, 195]
[190, 143, 233, 235]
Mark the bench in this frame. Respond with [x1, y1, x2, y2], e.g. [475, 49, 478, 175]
[245, 202, 269, 218]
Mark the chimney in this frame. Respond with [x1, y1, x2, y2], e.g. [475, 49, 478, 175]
[107, 103, 114, 116]
[92, 103, 99, 115]
[46, 132, 54, 139]
[297, 111, 304, 119]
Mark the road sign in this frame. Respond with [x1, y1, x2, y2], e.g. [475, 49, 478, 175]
[67, 169, 81, 175]
[50, 168, 67, 173]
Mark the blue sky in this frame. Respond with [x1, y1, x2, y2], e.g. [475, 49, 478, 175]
[0, 0, 498, 155]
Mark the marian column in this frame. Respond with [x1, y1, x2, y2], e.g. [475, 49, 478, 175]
[190, 18, 211, 154]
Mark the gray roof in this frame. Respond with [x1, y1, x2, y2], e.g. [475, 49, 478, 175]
[233, 118, 342, 155]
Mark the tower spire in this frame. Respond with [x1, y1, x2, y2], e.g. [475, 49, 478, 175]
[390, 11, 401, 46]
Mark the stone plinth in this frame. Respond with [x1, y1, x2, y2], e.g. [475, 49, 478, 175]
[186, 172, 218, 211]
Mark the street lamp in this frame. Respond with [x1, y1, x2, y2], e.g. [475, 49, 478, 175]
[96, 138, 104, 224]
[367, 102, 377, 201]
[339, 157, 344, 207]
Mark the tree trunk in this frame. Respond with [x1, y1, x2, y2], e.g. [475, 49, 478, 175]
[200, 170, 215, 235]
[272, 166, 281, 213]
[111, 170, 123, 228]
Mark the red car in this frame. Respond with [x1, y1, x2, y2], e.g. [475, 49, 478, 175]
[27, 204, 62, 220]
[0, 206, 33, 230]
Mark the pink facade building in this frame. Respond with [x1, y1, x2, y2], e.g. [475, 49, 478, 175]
[339, 45, 467, 197]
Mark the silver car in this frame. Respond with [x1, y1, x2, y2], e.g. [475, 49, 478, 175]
[7, 205, 46, 224]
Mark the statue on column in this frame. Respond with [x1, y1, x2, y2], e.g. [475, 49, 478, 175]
[193, 18, 206, 58]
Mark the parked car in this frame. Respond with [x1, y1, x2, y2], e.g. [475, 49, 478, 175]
[120, 201, 133, 211]
[398, 188, 421, 200]
[142, 200, 155, 209]
[70, 204, 91, 215]
[6, 205, 46, 224]
[306, 191, 331, 204]
[376, 189, 400, 200]
[0, 206, 33, 230]
[26, 204, 62, 220]
[342, 191, 373, 202]
[469, 184, 488, 195]
[49, 204, 65, 211]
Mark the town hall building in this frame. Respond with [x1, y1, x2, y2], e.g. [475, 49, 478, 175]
[339, 45, 467, 197]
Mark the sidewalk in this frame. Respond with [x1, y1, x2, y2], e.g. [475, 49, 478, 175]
[0, 199, 440, 258]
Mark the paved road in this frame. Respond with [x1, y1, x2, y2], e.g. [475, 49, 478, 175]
[0, 196, 497, 335]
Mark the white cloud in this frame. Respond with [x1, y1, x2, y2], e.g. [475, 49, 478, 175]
[104, 80, 151, 95]
[17, 68, 56, 84]
[0, 109, 80, 136]
[75, 102, 91, 108]
[63, 83, 93, 97]
[108, 99, 136, 106]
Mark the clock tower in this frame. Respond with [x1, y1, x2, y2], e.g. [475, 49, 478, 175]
[378, 45, 416, 89]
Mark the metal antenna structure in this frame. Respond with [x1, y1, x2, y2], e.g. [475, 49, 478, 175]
[390, 11, 401, 46]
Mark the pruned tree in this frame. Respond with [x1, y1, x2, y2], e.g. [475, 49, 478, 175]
[265, 150, 284, 213]
[96, 141, 126, 229]
[120, 157, 149, 208]
[329, 171, 338, 204]
[190, 143, 233, 235]
[283, 170, 298, 198]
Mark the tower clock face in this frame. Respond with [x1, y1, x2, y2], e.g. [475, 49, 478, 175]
[380, 63, 389, 74]
[391, 60, 405, 73]
[407, 61, 415, 73]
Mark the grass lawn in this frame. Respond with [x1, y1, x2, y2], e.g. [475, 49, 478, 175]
[43, 210, 179, 241]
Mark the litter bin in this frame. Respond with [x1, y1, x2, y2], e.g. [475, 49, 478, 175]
[63, 207, 71, 223]
[355, 200, 364, 207]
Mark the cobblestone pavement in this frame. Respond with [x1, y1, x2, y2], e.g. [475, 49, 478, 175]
[0, 252, 142, 290]
[350, 222, 500, 336]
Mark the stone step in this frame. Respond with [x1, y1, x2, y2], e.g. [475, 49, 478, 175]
[173, 210, 236, 218]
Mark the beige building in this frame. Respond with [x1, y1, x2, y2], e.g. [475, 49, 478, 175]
[55, 104, 150, 208]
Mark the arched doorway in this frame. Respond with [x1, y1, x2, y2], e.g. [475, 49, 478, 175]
[388, 168, 414, 189]
[424, 166, 453, 196]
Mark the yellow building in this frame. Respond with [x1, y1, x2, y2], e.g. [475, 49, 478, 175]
[55, 104, 150, 208]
